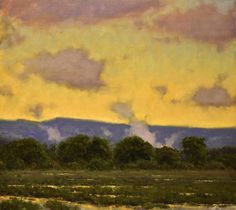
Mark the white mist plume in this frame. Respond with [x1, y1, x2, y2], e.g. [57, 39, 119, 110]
[39, 125, 62, 143]
[164, 132, 182, 147]
[111, 102, 159, 146]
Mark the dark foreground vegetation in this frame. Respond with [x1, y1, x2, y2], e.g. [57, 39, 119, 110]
[0, 170, 236, 209]
[0, 135, 235, 170]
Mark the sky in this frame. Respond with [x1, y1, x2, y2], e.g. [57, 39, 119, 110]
[0, 0, 235, 128]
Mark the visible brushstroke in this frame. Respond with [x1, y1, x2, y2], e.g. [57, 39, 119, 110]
[216, 73, 228, 85]
[156, 86, 167, 96]
[129, 121, 156, 146]
[39, 125, 62, 143]
[101, 127, 113, 138]
[157, 4, 236, 46]
[29, 104, 44, 119]
[164, 132, 182, 147]
[24, 49, 105, 90]
[193, 86, 236, 107]
[0, 85, 13, 97]
[111, 102, 134, 120]
[0, 16, 24, 48]
[111, 102, 157, 146]
[1, 0, 159, 25]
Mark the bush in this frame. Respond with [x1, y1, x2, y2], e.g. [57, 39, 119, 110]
[0, 138, 51, 169]
[155, 146, 181, 168]
[66, 160, 88, 170]
[205, 161, 226, 170]
[87, 158, 113, 170]
[0, 198, 40, 210]
[45, 200, 80, 210]
[0, 160, 5, 170]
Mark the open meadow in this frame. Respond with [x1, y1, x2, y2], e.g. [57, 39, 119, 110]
[0, 170, 236, 209]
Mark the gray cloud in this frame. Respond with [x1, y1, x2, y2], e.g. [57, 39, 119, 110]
[111, 102, 134, 120]
[2, 0, 159, 25]
[193, 86, 236, 107]
[156, 86, 167, 96]
[29, 104, 44, 119]
[24, 49, 105, 90]
[0, 85, 14, 97]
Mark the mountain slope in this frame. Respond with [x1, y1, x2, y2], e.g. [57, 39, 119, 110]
[0, 118, 235, 148]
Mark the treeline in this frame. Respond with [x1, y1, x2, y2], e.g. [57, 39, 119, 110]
[0, 135, 235, 170]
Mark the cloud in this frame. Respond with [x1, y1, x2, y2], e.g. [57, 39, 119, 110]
[111, 102, 134, 120]
[0, 16, 24, 48]
[193, 86, 236, 107]
[39, 125, 62, 143]
[216, 73, 228, 85]
[156, 86, 167, 96]
[24, 49, 105, 90]
[2, 0, 159, 25]
[0, 85, 13, 97]
[111, 102, 157, 146]
[28, 104, 44, 119]
[157, 3, 236, 46]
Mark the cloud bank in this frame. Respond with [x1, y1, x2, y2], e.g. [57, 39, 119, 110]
[157, 4, 236, 46]
[2, 0, 159, 25]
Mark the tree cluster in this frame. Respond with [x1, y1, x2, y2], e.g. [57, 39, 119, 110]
[0, 135, 235, 170]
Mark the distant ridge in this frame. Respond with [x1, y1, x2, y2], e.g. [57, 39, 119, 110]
[0, 118, 235, 148]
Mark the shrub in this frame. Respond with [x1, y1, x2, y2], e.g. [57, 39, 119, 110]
[1, 138, 51, 169]
[0, 198, 40, 210]
[45, 200, 80, 210]
[87, 158, 113, 170]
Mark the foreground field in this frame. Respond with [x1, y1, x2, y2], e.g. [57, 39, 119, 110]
[0, 170, 236, 209]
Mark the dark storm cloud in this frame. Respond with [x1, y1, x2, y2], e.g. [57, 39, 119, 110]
[193, 86, 236, 107]
[29, 104, 44, 119]
[1, 0, 159, 25]
[157, 3, 236, 46]
[24, 49, 105, 90]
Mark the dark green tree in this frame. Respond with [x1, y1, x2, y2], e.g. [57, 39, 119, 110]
[56, 134, 90, 163]
[1, 138, 50, 169]
[155, 146, 181, 167]
[208, 147, 236, 169]
[114, 136, 154, 164]
[88, 136, 112, 160]
[181, 136, 207, 166]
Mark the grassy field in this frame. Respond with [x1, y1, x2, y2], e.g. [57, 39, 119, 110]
[0, 170, 236, 209]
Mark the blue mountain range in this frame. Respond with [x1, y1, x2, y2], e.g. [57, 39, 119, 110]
[0, 118, 235, 148]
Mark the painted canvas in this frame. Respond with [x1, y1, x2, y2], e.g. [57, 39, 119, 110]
[0, 0, 236, 209]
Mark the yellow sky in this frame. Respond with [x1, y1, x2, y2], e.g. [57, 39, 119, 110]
[0, 0, 236, 127]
